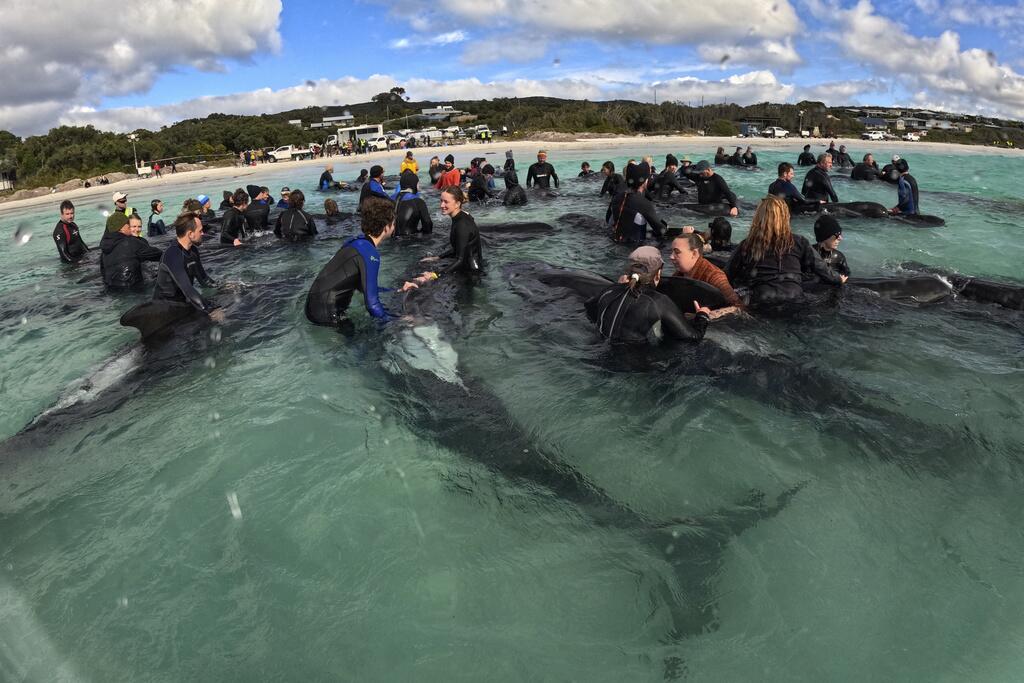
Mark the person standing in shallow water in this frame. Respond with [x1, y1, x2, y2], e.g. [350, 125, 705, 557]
[527, 150, 559, 189]
[53, 199, 89, 263]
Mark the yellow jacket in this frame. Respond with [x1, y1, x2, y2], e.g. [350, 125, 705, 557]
[400, 159, 419, 174]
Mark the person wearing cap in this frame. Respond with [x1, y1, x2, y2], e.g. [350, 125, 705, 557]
[274, 190, 318, 241]
[801, 154, 839, 204]
[244, 186, 271, 233]
[742, 146, 758, 166]
[393, 170, 434, 235]
[648, 154, 690, 201]
[99, 214, 162, 290]
[769, 162, 821, 214]
[220, 189, 249, 246]
[148, 199, 167, 237]
[277, 187, 291, 209]
[677, 157, 698, 185]
[400, 151, 418, 175]
[319, 165, 337, 191]
[812, 215, 850, 277]
[502, 165, 528, 206]
[851, 153, 881, 181]
[526, 150, 559, 189]
[52, 199, 90, 264]
[835, 145, 854, 168]
[106, 192, 131, 233]
[797, 144, 816, 166]
[725, 195, 846, 308]
[584, 246, 711, 343]
[359, 166, 392, 209]
[195, 194, 216, 232]
[890, 160, 918, 216]
[692, 161, 739, 216]
[880, 154, 901, 184]
[599, 161, 624, 197]
[608, 162, 668, 244]
[669, 233, 743, 311]
[434, 154, 462, 190]
[468, 164, 496, 202]
[154, 211, 220, 318]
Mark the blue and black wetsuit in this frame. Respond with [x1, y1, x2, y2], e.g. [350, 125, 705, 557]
[358, 179, 392, 208]
[897, 176, 917, 215]
[153, 242, 217, 313]
[319, 170, 335, 191]
[305, 236, 391, 325]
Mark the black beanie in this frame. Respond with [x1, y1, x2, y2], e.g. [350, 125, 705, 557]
[666, 153, 679, 167]
[814, 215, 842, 243]
[481, 164, 495, 175]
[399, 169, 419, 190]
[626, 161, 651, 189]
[444, 154, 455, 164]
[895, 159, 910, 173]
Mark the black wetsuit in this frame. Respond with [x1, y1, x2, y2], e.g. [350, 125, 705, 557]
[813, 244, 850, 277]
[99, 231, 162, 289]
[694, 174, 738, 208]
[714, 151, 730, 164]
[52, 220, 89, 263]
[153, 241, 217, 313]
[768, 178, 819, 214]
[244, 200, 270, 234]
[880, 163, 899, 184]
[439, 211, 483, 275]
[726, 234, 842, 306]
[802, 166, 839, 203]
[502, 171, 528, 206]
[274, 208, 318, 241]
[827, 147, 840, 164]
[648, 169, 689, 200]
[358, 179, 391, 207]
[147, 213, 167, 237]
[797, 151, 816, 166]
[394, 192, 434, 235]
[608, 191, 667, 244]
[305, 236, 390, 325]
[742, 152, 758, 166]
[526, 161, 559, 189]
[728, 152, 744, 166]
[428, 166, 442, 185]
[905, 173, 920, 211]
[600, 173, 625, 197]
[850, 163, 880, 181]
[220, 206, 248, 244]
[585, 283, 709, 342]
[468, 174, 494, 202]
[834, 152, 854, 167]
[319, 170, 335, 191]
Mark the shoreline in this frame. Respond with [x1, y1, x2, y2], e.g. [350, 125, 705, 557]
[1, 134, 1019, 215]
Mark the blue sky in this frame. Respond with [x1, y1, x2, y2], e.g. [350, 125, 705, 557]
[2, 0, 1023, 135]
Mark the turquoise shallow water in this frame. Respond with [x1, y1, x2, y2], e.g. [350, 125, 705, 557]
[1, 143, 1023, 682]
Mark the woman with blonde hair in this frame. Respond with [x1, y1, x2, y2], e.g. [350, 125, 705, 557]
[725, 195, 846, 307]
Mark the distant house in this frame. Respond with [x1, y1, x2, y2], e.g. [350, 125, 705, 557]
[903, 117, 929, 129]
[288, 119, 303, 127]
[420, 105, 465, 122]
[323, 114, 354, 124]
[857, 116, 888, 130]
[0, 168, 15, 192]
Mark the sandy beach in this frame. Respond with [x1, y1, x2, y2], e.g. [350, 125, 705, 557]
[1, 133, 1019, 216]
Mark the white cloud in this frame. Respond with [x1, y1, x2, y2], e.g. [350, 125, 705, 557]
[644, 71, 796, 105]
[697, 38, 802, 72]
[389, 30, 468, 49]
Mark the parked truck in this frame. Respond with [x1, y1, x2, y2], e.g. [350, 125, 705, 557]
[268, 145, 315, 162]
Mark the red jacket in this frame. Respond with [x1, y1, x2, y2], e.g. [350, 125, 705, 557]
[435, 168, 462, 189]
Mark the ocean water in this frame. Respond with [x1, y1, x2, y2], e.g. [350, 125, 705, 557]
[1, 143, 1023, 682]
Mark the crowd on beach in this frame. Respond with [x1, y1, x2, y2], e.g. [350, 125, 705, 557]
[47, 140, 930, 344]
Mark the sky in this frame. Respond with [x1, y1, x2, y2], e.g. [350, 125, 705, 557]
[1, 0, 1023, 136]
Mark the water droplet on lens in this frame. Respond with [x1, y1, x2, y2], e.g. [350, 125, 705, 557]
[383, 438, 390, 446]
[321, 393, 329, 401]
[226, 492, 242, 519]
[209, 327, 222, 343]
[204, 357, 216, 368]
[118, 596, 128, 607]
[369, 405, 376, 412]
[20, 317, 27, 325]
[211, 411, 220, 421]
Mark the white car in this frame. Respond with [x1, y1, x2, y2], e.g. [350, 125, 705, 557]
[902, 132, 921, 142]
[762, 126, 789, 138]
[367, 136, 394, 152]
[861, 131, 885, 141]
[268, 145, 314, 162]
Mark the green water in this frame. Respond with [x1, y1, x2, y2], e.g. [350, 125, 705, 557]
[1, 144, 1023, 682]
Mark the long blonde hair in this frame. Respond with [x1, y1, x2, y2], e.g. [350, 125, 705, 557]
[742, 195, 794, 263]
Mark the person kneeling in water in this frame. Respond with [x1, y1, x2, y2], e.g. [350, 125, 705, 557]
[669, 233, 743, 315]
[305, 198, 421, 326]
[585, 246, 711, 343]
[812, 215, 850, 277]
[725, 195, 847, 308]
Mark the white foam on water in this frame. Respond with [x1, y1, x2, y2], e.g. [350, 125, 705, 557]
[30, 346, 144, 426]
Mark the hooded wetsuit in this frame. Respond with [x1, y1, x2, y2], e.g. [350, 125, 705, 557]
[694, 174, 738, 208]
[153, 241, 217, 313]
[502, 170, 528, 206]
[585, 283, 709, 342]
[726, 234, 842, 306]
[608, 190, 667, 244]
[526, 161, 559, 189]
[439, 211, 483, 275]
[802, 166, 839, 203]
[100, 231, 162, 289]
[394, 192, 434, 235]
[52, 220, 89, 263]
[274, 208, 319, 240]
[305, 235, 390, 324]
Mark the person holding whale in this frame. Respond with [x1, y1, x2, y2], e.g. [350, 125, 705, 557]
[669, 233, 743, 312]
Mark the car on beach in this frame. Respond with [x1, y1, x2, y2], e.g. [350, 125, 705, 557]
[268, 145, 315, 162]
[762, 126, 789, 138]
[861, 131, 886, 141]
[903, 132, 921, 142]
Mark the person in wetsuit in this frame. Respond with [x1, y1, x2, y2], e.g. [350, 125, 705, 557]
[599, 161, 625, 197]
[468, 164, 496, 202]
[276, 187, 291, 209]
[669, 233, 743, 311]
[725, 195, 846, 308]
[742, 146, 758, 166]
[393, 170, 434, 235]
[244, 185, 271, 234]
[851, 153, 880, 181]
[826, 141, 839, 164]
[714, 147, 729, 165]
[355, 168, 369, 184]
[147, 199, 167, 237]
[880, 155, 901, 184]
[274, 189, 318, 241]
[220, 188, 249, 246]
[319, 165, 337, 191]
[100, 214, 162, 289]
[526, 150, 559, 189]
[359, 165, 392, 209]
[420, 186, 484, 277]
[834, 145, 854, 168]
[305, 198, 420, 326]
[585, 246, 711, 343]
[812, 215, 850, 277]
[693, 161, 739, 216]
[890, 159, 918, 216]
[106, 192, 131, 233]
[648, 154, 690, 200]
[427, 157, 442, 185]
[797, 144, 816, 166]
[608, 162, 667, 244]
[769, 162, 821, 214]
[502, 165, 528, 207]
[434, 154, 462, 189]
[52, 200, 89, 264]
[579, 162, 594, 177]
[154, 212, 220, 317]
[728, 147, 744, 165]
[708, 217, 736, 252]
[801, 154, 839, 203]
